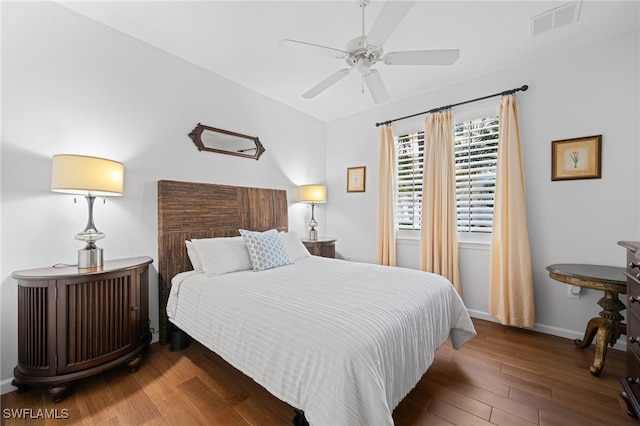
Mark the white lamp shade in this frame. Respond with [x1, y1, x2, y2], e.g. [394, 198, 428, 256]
[51, 154, 124, 196]
[299, 185, 326, 203]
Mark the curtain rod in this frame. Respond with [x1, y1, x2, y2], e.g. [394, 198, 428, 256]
[374, 84, 529, 127]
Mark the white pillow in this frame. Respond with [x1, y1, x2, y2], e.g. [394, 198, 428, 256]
[191, 236, 253, 276]
[185, 240, 203, 271]
[279, 231, 311, 261]
[239, 229, 291, 272]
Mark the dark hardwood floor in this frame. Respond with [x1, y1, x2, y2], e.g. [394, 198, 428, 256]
[1, 318, 635, 425]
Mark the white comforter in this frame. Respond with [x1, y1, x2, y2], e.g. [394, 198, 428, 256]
[167, 256, 476, 425]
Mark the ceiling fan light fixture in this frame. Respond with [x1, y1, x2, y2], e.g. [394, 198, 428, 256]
[356, 58, 371, 73]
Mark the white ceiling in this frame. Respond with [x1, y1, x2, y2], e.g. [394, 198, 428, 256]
[56, 0, 639, 122]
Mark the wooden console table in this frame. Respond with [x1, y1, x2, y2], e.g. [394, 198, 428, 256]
[546, 263, 627, 376]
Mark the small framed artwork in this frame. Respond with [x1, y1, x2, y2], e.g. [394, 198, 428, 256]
[347, 166, 366, 192]
[551, 135, 602, 181]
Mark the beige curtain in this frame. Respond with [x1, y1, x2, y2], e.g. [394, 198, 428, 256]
[488, 95, 535, 328]
[376, 125, 397, 266]
[419, 110, 461, 294]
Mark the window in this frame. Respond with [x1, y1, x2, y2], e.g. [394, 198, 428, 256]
[395, 115, 499, 233]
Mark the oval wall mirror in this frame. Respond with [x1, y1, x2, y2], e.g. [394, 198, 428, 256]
[188, 123, 265, 160]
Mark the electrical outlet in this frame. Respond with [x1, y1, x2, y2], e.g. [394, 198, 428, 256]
[568, 285, 581, 299]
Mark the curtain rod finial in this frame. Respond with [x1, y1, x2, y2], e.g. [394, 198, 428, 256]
[521, 84, 529, 91]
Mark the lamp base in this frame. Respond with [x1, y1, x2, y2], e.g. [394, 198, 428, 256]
[78, 247, 103, 269]
[308, 229, 318, 241]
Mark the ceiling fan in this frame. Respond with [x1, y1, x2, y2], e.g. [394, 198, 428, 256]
[280, 0, 460, 104]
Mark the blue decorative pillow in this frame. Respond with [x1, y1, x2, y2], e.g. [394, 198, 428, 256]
[239, 229, 291, 271]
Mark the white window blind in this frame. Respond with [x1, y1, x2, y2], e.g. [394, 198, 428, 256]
[396, 133, 424, 230]
[454, 116, 499, 233]
[395, 115, 499, 233]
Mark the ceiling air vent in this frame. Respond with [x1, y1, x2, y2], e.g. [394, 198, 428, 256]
[530, 0, 582, 37]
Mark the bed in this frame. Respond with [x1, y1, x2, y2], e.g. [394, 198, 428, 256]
[157, 180, 476, 425]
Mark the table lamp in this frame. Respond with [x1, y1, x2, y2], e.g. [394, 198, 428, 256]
[51, 154, 124, 269]
[299, 185, 326, 241]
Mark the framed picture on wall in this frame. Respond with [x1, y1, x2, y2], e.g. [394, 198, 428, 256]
[347, 166, 366, 192]
[551, 135, 602, 181]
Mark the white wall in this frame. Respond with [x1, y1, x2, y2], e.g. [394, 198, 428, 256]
[0, 1, 326, 393]
[326, 30, 640, 342]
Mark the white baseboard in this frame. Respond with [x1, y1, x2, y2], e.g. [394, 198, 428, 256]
[467, 309, 626, 351]
[1, 377, 17, 395]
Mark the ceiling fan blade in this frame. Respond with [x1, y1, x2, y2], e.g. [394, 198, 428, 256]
[302, 68, 352, 99]
[383, 49, 460, 66]
[279, 39, 348, 59]
[365, 0, 416, 49]
[363, 69, 389, 104]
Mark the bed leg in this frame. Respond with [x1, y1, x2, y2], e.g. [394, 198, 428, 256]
[169, 327, 191, 352]
[292, 409, 309, 426]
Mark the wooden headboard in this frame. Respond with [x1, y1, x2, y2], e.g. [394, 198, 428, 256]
[157, 180, 288, 344]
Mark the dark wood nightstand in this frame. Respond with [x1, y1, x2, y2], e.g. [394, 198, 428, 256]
[301, 237, 337, 258]
[11, 256, 153, 402]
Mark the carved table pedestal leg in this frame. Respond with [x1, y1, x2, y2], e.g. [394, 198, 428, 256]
[574, 290, 626, 376]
